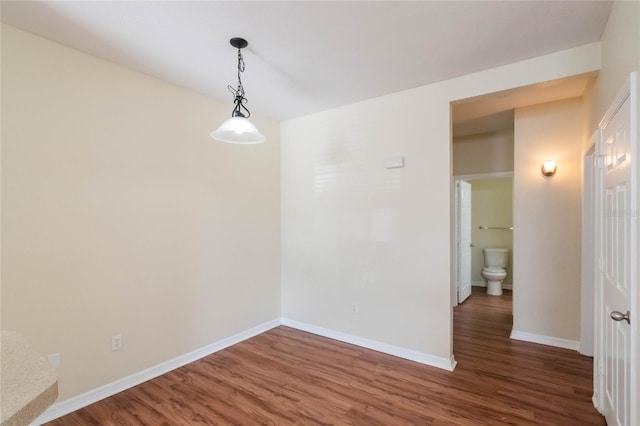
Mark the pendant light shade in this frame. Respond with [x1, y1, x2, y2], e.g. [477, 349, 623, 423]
[211, 37, 266, 144]
[210, 116, 266, 144]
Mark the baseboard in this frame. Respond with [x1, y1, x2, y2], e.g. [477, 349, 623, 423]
[33, 317, 458, 424]
[472, 282, 513, 290]
[592, 394, 602, 414]
[281, 318, 457, 372]
[510, 330, 580, 351]
[31, 318, 281, 425]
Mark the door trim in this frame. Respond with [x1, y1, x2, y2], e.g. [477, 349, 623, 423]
[581, 143, 596, 357]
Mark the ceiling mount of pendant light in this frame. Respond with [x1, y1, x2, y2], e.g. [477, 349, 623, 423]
[211, 37, 266, 144]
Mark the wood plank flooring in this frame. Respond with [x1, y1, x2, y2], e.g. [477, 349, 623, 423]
[47, 288, 605, 425]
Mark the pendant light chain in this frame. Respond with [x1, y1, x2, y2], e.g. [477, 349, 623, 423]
[228, 45, 251, 118]
[236, 47, 245, 100]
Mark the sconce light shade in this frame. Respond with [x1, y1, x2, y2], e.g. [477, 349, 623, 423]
[541, 160, 557, 176]
[211, 116, 266, 144]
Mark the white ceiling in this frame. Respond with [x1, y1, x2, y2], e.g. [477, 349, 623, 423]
[1, 1, 612, 121]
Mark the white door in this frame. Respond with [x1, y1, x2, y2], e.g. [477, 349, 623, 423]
[456, 180, 472, 304]
[597, 74, 636, 426]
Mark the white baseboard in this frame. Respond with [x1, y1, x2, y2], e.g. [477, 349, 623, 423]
[472, 281, 513, 290]
[33, 317, 458, 424]
[592, 392, 604, 415]
[510, 330, 580, 351]
[31, 319, 281, 425]
[281, 318, 457, 372]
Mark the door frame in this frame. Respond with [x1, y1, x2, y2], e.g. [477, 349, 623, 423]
[581, 142, 597, 358]
[593, 72, 637, 424]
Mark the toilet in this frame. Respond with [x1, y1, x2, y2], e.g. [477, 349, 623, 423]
[481, 248, 509, 296]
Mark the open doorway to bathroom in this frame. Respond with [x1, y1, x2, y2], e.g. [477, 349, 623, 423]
[454, 176, 514, 302]
[470, 177, 513, 292]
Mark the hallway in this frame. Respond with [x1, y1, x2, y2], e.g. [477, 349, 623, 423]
[453, 287, 604, 424]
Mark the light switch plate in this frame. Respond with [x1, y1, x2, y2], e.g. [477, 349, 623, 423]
[384, 156, 405, 169]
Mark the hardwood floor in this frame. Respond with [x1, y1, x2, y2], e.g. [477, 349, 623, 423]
[47, 288, 604, 425]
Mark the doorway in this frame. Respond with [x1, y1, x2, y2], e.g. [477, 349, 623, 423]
[450, 106, 515, 312]
[454, 175, 514, 307]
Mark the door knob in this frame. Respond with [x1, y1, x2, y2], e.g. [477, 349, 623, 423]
[610, 310, 631, 324]
[470, 243, 476, 248]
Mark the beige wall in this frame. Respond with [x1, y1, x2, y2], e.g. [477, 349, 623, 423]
[282, 44, 600, 363]
[583, 1, 640, 421]
[586, 1, 640, 130]
[281, 90, 453, 360]
[470, 178, 513, 286]
[1, 25, 281, 400]
[453, 130, 514, 176]
[513, 97, 584, 342]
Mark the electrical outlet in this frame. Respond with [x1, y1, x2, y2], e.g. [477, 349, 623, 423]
[351, 302, 359, 313]
[111, 334, 122, 351]
[47, 353, 60, 369]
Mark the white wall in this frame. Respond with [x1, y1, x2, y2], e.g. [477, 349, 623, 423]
[453, 130, 514, 176]
[281, 92, 453, 361]
[282, 43, 600, 366]
[512, 97, 585, 343]
[0, 25, 281, 401]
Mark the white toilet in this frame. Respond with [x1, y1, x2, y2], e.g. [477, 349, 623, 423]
[481, 248, 509, 296]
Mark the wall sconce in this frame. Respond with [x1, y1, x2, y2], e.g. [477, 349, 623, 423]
[541, 160, 557, 177]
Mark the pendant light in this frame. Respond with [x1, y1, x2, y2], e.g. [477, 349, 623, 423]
[211, 38, 266, 144]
